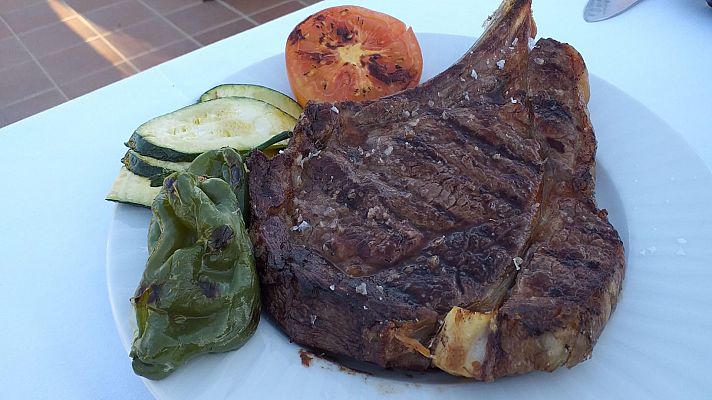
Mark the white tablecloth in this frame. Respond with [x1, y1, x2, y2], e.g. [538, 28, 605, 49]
[0, 1, 709, 398]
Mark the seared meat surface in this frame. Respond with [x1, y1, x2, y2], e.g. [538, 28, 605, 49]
[248, 0, 624, 380]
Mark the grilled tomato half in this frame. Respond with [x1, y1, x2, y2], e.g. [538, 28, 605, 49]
[285, 6, 423, 106]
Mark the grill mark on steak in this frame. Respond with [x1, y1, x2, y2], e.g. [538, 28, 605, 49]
[248, 0, 623, 380]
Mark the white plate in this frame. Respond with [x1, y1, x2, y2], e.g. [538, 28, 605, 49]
[107, 33, 712, 399]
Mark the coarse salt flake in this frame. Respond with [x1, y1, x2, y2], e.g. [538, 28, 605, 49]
[383, 145, 393, 156]
[496, 59, 506, 69]
[470, 69, 478, 79]
[528, 37, 536, 50]
[355, 282, 367, 295]
[310, 315, 317, 325]
[534, 57, 544, 65]
[291, 220, 311, 232]
[330, 106, 339, 114]
[513, 257, 523, 270]
[511, 37, 518, 47]
[329, 284, 335, 291]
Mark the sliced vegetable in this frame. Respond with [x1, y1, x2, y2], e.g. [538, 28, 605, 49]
[106, 167, 161, 207]
[122, 150, 190, 178]
[285, 5, 423, 105]
[199, 84, 303, 119]
[126, 97, 296, 162]
[130, 155, 259, 380]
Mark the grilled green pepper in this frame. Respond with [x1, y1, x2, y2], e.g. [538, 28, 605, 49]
[129, 148, 259, 380]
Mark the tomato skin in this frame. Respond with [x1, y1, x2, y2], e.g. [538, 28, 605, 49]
[285, 6, 423, 106]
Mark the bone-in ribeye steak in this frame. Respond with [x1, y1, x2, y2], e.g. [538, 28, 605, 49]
[248, 0, 625, 380]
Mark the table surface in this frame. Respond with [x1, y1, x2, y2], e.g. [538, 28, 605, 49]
[1, 0, 710, 398]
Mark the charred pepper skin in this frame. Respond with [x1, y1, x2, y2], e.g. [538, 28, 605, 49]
[149, 147, 250, 221]
[130, 151, 259, 380]
[186, 147, 249, 221]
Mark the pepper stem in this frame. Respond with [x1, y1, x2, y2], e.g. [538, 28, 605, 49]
[255, 130, 292, 151]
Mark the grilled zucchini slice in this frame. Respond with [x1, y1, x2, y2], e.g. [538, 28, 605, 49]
[122, 150, 190, 178]
[199, 84, 302, 119]
[106, 167, 161, 207]
[126, 97, 296, 162]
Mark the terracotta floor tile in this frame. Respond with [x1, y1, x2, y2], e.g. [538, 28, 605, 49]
[193, 18, 255, 46]
[0, 61, 54, 108]
[131, 39, 199, 70]
[83, 0, 156, 35]
[0, 0, 45, 15]
[0, 19, 12, 40]
[60, 62, 135, 99]
[221, 0, 285, 16]
[19, 16, 98, 59]
[0, 0, 77, 34]
[0, 89, 65, 126]
[1, 0, 310, 126]
[38, 38, 124, 84]
[251, 1, 304, 24]
[64, 0, 120, 14]
[104, 17, 187, 59]
[140, 0, 201, 14]
[0, 37, 33, 68]
[165, 2, 238, 35]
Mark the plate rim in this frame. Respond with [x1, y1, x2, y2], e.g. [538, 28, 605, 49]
[105, 32, 712, 399]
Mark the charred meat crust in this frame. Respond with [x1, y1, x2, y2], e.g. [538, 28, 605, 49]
[248, 0, 624, 380]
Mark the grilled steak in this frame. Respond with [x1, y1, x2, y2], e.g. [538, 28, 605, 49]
[248, 0, 624, 380]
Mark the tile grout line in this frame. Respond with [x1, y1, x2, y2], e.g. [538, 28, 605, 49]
[1, 33, 100, 69]
[57, 35, 191, 90]
[253, 0, 305, 16]
[215, 0, 259, 25]
[17, 0, 207, 65]
[69, 13, 141, 73]
[190, 17, 255, 39]
[0, 87, 58, 111]
[7, 0, 132, 37]
[0, 15, 69, 101]
[58, 59, 134, 87]
[56, 30, 203, 91]
[138, 2, 197, 16]
[121, 36, 198, 67]
[2, 10, 78, 37]
[135, 0, 203, 50]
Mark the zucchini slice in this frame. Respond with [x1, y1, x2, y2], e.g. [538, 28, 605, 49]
[126, 97, 296, 162]
[106, 167, 161, 207]
[122, 150, 190, 178]
[199, 84, 303, 119]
